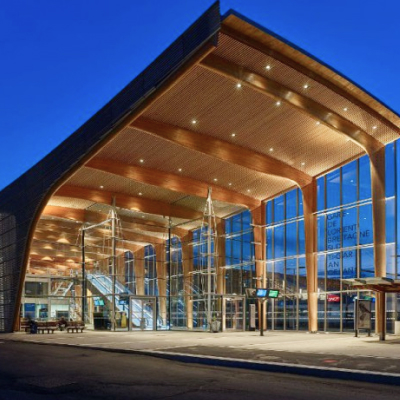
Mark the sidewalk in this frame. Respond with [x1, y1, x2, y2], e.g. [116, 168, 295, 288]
[2, 330, 400, 385]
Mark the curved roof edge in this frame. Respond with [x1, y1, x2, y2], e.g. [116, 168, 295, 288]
[0, 2, 221, 199]
[222, 9, 400, 131]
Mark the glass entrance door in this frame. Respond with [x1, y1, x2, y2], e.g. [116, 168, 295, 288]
[130, 296, 156, 331]
[222, 296, 245, 331]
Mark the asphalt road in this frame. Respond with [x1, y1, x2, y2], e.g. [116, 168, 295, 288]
[0, 341, 400, 400]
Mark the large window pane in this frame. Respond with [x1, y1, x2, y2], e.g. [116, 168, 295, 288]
[286, 190, 297, 220]
[359, 155, 371, 200]
[298, 219, 305, 255]
[360, 247, 374, 278]
[266, 202, 273, 224]
[359, 204, 373, 245]
[317, 216, 326, 252]
[326, 252, 340, 292]
[317, 254, 325, 292]
[386, 143, 395, 198]
[267, 228, 273, 259]
[342, 249, 356, 280]
[342, 208, 357, 248]
[317, 176, 325, 211]
[298, 189, 304, 216]
[286, 222, 297, 257]
[286, 258, 297, 294]
[342, 160, 357, 205]
[386, 244, 396, 279]
[274, 226, 285, 259]
[274, 261, 285, 291]
[386, 197, 395, 243]
[274, 195, 285, 223]
[326, 211, 341, 251]
[326, 169, 340, 209]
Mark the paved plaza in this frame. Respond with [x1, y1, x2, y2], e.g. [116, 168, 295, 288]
[2, 330, 400, 384]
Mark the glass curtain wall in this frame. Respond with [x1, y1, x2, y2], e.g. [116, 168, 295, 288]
[265, 145, 399, 332]
[168, 237, 185, 328]
[265, 189, 306, 330]
[224, 210, 255, 294]
[144, 245, 157, 296]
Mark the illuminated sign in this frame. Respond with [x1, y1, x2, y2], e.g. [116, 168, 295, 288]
[255, 289, 280, 298]
[268, 289, 279, 298]
[256, 288, 268, 298]
[327, 294, 340, 302]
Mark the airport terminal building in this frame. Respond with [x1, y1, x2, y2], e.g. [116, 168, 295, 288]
[1, 2, 400, 335]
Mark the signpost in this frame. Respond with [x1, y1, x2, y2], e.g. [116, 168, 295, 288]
[248, 288, 280, 336]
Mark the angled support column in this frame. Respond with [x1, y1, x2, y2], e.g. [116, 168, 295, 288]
[216, 219, 226, 295]
[369, 147, 386, 339]
[301, 180, 318, 333]
[181, 233, 193, 329]
[252, 205, 266, 330]
[155, 243, 167, 327]
[134, 247, 145, 296]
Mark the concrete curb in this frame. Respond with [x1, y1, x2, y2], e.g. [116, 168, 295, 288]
[9, 339, 400, 386]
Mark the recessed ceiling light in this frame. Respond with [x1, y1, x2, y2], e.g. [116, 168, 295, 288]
[247, 189, 251, 193]
[343, 107, 348, 112]
[228, 183, 232, 186]
[316, 121, 320, 125]
[269, 147, 273, 152]
[178, 168, 182, 172]
[139, 159, 144, 163]
[142, 215, 145, 218]
[276, 101, 281, 106]
[231, 133, 236, 137]
[138, 192, 143, 196]
[265, 65, 271, 70]
[372, 125, 377, 130]
[100, 185, 104, 189]
[303, 84, 309, 89]
[301, 162, 305, 166]
[213, 178, 218, 182]
[191, 119, 197, 125]
[236, 82, 242, 89]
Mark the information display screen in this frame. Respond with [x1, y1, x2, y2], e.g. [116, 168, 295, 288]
[268, 290, 279, 298]
[256, 288, 268, 298]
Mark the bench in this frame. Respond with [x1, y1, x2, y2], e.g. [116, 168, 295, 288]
[37, 322, 58, 334]
[66, 322, 85, 333]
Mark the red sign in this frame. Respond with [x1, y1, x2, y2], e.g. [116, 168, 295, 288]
[327, 294, 340, 303]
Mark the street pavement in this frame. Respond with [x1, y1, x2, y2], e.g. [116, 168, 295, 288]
[2, 330, 400, 385]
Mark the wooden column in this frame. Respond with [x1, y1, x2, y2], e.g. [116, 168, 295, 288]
[216, 219, 226, 295]
[155, 243, 167, 326]
[252, 205, 266, 330]
[134, 247, 145, 296]
[301, 180, 318, 333]
[369, 147, 386, 338]
[181, 232, 193, 329]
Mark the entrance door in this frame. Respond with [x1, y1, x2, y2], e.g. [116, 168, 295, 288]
[222, 296, 245, 331]
[130, 296, 156, 331]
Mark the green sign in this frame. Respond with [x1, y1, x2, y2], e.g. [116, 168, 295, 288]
[268, 290, 279, 298]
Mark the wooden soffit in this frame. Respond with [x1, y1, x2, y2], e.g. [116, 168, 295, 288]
[221, 13, 400, 132]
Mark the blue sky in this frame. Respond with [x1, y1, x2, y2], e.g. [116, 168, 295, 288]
[1, 0, 399, 190]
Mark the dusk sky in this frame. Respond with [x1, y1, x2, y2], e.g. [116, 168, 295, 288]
[1, 0, 399, 191]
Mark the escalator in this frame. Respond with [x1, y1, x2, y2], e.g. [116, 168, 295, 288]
[86, 273, 164, 329]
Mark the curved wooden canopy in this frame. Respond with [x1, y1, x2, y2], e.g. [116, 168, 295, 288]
[27, 8, 400, 279]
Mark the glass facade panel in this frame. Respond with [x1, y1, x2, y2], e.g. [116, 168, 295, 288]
[342, 161, 357, 205]
[259, 140, 400, 333]
[274, 195, 285, 223]
[359, 155, 371, 200]
[326, 169, 340, 209]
